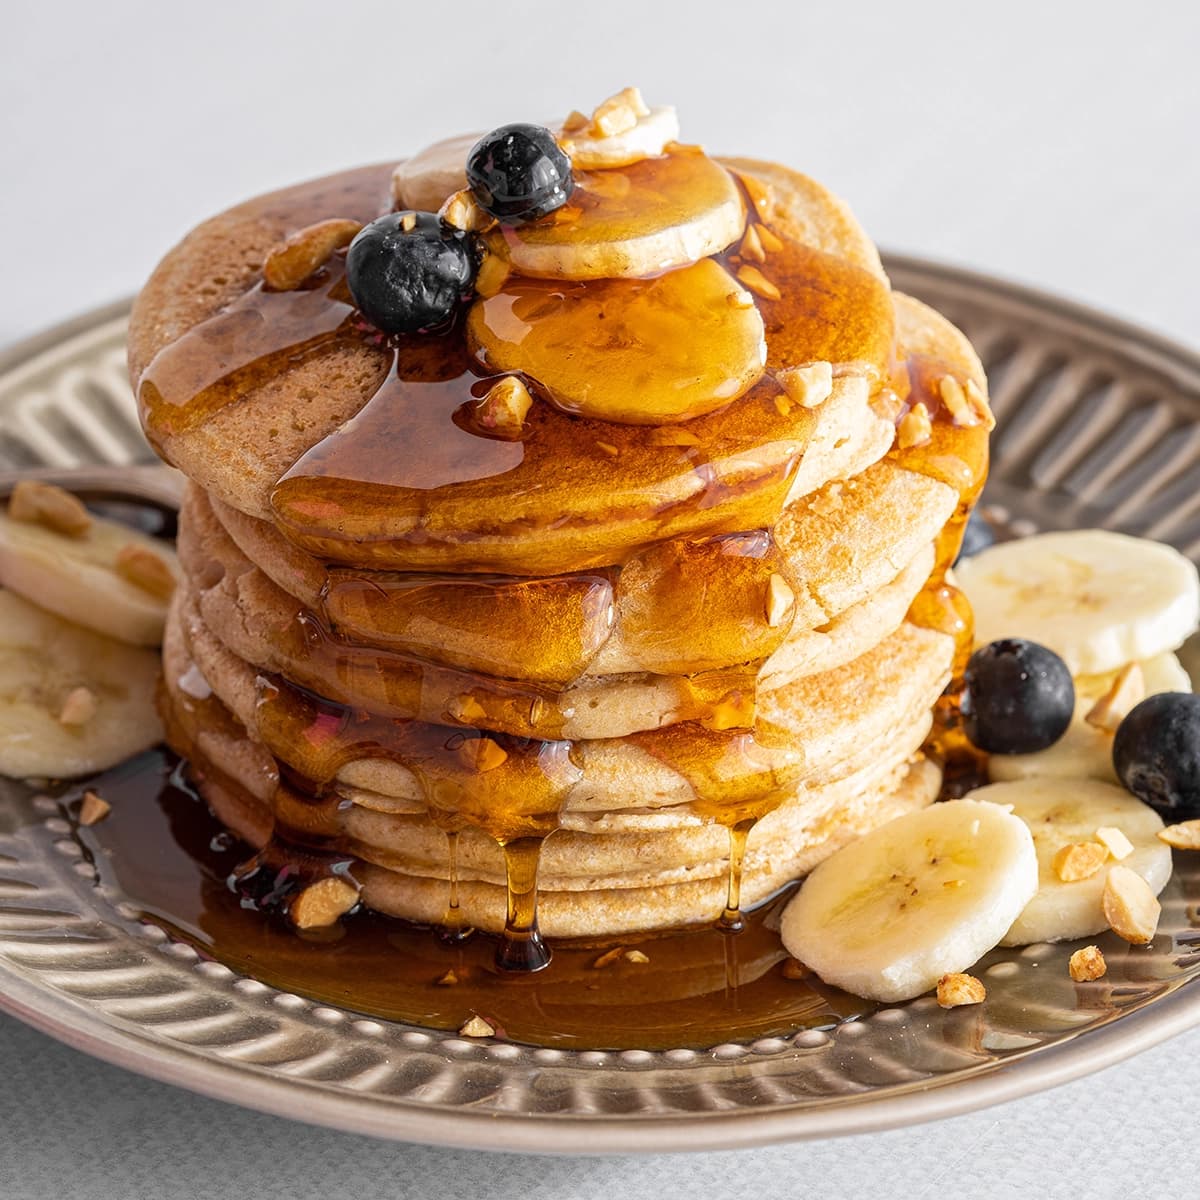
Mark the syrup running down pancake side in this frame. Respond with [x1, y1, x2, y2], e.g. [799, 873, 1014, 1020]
[131, 138, 991, 991]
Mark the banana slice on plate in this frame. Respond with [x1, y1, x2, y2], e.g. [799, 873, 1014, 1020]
[780, 800, 1037, 1002]
[989, 652, 1192, 784]
[0, 508, 178, 647]
[964, 779, 1172, 946]
[0, 589, 162, 779]
[956, 530, 1200, 676]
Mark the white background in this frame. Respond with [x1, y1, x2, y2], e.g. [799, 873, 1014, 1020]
[1, 2, 1199, 1196]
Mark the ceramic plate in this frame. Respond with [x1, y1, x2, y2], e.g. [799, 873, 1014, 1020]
[2, 258, 1200, 1153]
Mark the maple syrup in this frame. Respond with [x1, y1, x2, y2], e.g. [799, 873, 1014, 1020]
[134, 144, 991, 993]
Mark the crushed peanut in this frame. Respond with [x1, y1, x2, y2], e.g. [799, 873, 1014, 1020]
[262, 218, 362, 291]
[58, 686, 98, 728]
[595, 440, 619, 457]
[898, 403, 933, 449]
[776, 361, 834, 410]
[289, 876, 360, 930]
[756, 223, 783, 253]
[735, 265, 781, 301]
[1085, 663, 1146, 733]
[936, 972, 986, 1008]
[475, 376, 533, 438]
[474, 252, 510, 298]
[400, 212, 417, 232]
[937, 374, 978, 427]
[590, 86, 649, 137]
[435, 969, 459, 987]
[764, 573, 796, 628]
[457, 736, 509, 773]
[592, 946, 626, 969]
[449, 695, 489, 725]
[1096, 826, 1135, 860]
[740, 224, 766, 263]
[726, 288, 756, 310]
[79, 790, 111, 826]
[1102, 865, 1161, 944]
[562, 109, 590, 133]
[458, 1014, 496, 1038]
[8, 480, 92, 537]
[1069, 945, 1107, 982]
[439, 189, 495, 234]
[1159, 819, 1200, 850]
[964, 378, 997, 430]
[114, 543, 176, 600]
[624, 949, 650, 964]
[1052, 841, 1110, 882]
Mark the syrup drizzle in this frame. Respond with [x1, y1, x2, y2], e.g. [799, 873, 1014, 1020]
[137, 151, 990, 969]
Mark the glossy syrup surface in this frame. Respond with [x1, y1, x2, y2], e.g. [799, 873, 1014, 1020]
[66, 750, 870, 1050]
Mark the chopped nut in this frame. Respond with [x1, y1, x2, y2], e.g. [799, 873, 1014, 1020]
[1069, 945, 1107, 982]
[936, 972, 986, 1008]
[764, 573, 795, 628]
[114, 543, 176, 600]
[562, 109, 589, 133]
[647, 427, 702, 447]
[937, 374, 978, 427]
[457, 736, 509, 773]
[1096, 825, 1135, 860]
[781, 957, 810, 980]
[733, 170, 774, 218]
[624, 949, 649, 964]
[595, 440, 619, 457]
[400, 212, 417, 232]
[449, 694, 489, 725]
[289, 876, 360, 929]
[592, 946, 626, 969]
[590, 86, 649, 137]
[964, 378, 997, 430]
[1158, 819, 1200, 850]
[756, 224, 783, 253]
[1085, 663, 1146, 733]
[58, 686, 98, 728]
[476, 376, 533, 438]
[897, 403, 933, 449]
[262, 218, 362, 291]
[78, 790, 111, 826]
[474, 252, 510, 298]
[1053, 841, 1110, 882]
[735, 264, 781, 301]
[8, 480, 92, 537]
[1102, 865, 1161, 944]
[727, 288, 756, 310]
[458, 1014, 495, 1038]
[776, 362, 833, 410]
[740, 223, 766, 263]
[439, 189, 495, 234]
[435, 969, 459, 987]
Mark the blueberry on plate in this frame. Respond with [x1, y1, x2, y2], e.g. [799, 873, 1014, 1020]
[1113, 692, 1200, 819]
[346, 212, 478, 335]
[962, 638, 1075, 754]
[466, 123, 574, 222]
[954, 509, 996, 564]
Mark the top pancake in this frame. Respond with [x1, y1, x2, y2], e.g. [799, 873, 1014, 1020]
[128, 158, 900, 575]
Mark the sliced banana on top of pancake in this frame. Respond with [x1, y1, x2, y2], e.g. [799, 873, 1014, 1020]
[956, 530, 1200, 676]
[558, 101, 681, 169]
[780, 800, 1038, 1002]
[964, 779, 1173, 947]
[0, 589, 162, 779]
[0, 487, 179, 647]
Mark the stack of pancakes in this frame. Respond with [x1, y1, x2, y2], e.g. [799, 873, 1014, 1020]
[129, 145, 989, 939]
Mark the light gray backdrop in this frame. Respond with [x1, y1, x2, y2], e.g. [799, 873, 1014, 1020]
[1, 2, 1198, 1197]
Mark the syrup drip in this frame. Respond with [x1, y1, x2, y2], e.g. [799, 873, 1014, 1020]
[138, 151, 989, 975]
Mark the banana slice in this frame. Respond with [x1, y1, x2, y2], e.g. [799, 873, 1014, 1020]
[0, 589, 162, 779]
[989, 652, 1192, 784]
[559, 106, 680, 169]
[0, 509, 178, 647]
[488, 151, 745, 281]
[468, 257, 765, 424]
[779, 800, 1037, 1002]
[964, 779, 1172, 946]
[391, 132, 480, 213]
[956, 530, 1200, 676]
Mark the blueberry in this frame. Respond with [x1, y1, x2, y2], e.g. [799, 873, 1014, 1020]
[1113, 693, 1200, 819]
[954, 509, 996, 564]
[346, 212, 477, 335]
[962, 638, 1075, 754]
[466, 123, 574, 223]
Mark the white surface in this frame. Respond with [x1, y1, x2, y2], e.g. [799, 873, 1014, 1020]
[1, 1, 1198, 1196]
